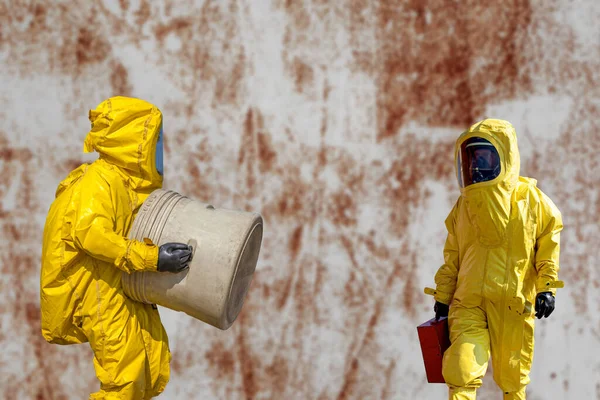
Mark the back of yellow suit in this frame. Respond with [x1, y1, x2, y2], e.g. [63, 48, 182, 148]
[432, 119, 563, 400]
[40, 97, 170, 399]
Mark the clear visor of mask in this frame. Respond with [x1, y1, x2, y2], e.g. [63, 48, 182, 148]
[457, 137, 501, 188]
[156, 125, 164, 176]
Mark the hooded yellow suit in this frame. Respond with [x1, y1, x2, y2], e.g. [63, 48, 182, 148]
[431, 119, 563, 400]
[40, 97, 171, 399]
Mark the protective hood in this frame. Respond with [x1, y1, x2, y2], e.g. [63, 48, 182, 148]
[454, 119, 521, 247]
[455, 119, 520, 193]
[83, 96, 163, 193]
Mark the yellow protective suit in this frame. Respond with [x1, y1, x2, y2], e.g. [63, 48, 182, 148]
[40, 97, 170, 399]
[430, 119, 563, 400]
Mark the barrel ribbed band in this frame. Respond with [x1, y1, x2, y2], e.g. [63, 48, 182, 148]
[123, 189, 188, 304]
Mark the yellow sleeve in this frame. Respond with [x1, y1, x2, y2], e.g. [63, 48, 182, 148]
[534, 188, 563, 295]
[69, 169, 158, 274]
[433, 201, 460, 305]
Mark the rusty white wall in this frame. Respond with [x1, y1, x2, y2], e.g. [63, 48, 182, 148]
[1, 1, 598, 399]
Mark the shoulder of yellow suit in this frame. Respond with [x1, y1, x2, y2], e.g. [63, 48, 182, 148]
[532, 183, 563, 217]
[514, 176, 538, 199]
[55, 159, 128, 199]
[516, 177, 562, 218]
[55, 163, 90, 198]
[518, 176, 538, 188]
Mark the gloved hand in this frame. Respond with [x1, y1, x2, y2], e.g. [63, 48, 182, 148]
[434, 301, 449, 321]
[535, 292, 555, 319]
[157, 243, 193, 273]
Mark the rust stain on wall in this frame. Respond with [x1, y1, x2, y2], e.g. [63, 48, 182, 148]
[205, 342, 236, 380]
[134, 0, 152, 27]
[374, 1, 534, 139]
[292, 58, 315, 94]
[238, 311, 259, 400]
[288, 224, 304, 261]
[257, 132, 277, 174]
[75, 27, 111, 67]
[110, 60, 133, 96]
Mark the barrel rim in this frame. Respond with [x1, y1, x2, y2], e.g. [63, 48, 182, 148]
[222, 214, 264, 329]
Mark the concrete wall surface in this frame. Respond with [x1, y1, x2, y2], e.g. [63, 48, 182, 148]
[0, 1, 598, 399]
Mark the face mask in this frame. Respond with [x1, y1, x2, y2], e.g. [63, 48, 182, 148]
[470, 152, 494, 183]
[457, 137, 501, 188]
[156, 125, 164, 176]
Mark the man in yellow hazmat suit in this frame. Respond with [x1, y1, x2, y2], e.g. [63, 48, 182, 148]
[428, 119, 563, 400]
[40, 97, 193, 399]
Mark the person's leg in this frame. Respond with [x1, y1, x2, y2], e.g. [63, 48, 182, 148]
[487, 300, 535, 400]
[138, 304, 171, 399]
[502, 386, 527, 400]
[442, 304, 491, 400]
[83, 298, 170, 400]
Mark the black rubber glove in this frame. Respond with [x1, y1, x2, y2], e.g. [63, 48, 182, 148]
[434, 301, 449, 321]
[157, 243, 193, 273]
[535, 292, 555, 319]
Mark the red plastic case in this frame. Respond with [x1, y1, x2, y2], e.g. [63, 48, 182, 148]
[417, 317, 451, 383]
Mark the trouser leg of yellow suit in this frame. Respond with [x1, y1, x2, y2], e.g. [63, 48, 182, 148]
[487, 300, 535, 400]
[502, 387, 527, 400]
[447, 387, 477, 400]
[442, 304, 491, 400]
[84, 299, 171, 400]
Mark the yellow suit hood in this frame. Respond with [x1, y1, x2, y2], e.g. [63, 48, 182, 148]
[455, 118, 521, 195]
[83, 96, 163, 193]
[453, 119, 521, 247]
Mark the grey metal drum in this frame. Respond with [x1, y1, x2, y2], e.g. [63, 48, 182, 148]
[121, 190, 263, 330]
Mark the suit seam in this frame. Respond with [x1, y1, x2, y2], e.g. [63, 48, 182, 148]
[138, 115, 152, 181]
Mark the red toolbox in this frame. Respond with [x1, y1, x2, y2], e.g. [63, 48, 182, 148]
[417, 317, 451, 383]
